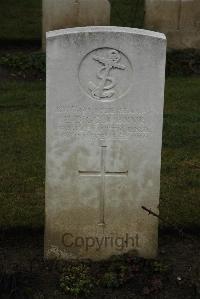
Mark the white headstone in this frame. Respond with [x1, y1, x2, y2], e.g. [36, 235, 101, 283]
[145, 0, 200, 49]
[42, 0, 110, 48]
[45, 26, 166, 260]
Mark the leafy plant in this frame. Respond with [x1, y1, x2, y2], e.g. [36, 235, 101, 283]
[152, 261, 171, 274]
[99, 263, 133, 288]
[59, 264, 94, 297]
[100, 272, 120, 288]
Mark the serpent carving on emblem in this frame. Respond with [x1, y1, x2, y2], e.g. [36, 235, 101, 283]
[79, 48, 132, 102]
[88, 50, 126, 100]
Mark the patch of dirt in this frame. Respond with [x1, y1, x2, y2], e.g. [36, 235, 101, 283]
[0, 229, 200, 298]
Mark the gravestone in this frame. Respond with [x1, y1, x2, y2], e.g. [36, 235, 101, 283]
[42, 0, 110, 48]
[145, 0, 200, 49]
[45, 26, 166, 260]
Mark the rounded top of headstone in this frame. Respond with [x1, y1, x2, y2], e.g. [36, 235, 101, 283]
[46, 26, 166, 41]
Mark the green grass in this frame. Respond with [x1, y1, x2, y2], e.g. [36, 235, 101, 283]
[0, 81, 45, 229]
[161, 77, 200, 228]
[0, 0, 41, 41]
[0, 0, 144, 41]
[0, 77, 199, 230]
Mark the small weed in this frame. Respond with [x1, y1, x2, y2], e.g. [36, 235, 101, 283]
[59, 264, 94, 297]
[99, 260, 136, 288]
[152, 261, 171, 274]
[100, 271, 120, 288]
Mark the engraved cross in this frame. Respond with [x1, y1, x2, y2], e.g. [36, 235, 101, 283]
[79, 146, 128, 226]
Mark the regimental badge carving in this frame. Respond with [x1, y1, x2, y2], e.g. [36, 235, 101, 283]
[89, 50, 126, 100]
[79, 48, 133, 102]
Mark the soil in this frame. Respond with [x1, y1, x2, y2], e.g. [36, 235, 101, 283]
[0, 229, 200, 299]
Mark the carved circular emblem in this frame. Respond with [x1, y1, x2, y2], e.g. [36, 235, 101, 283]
[79, 48, 133, 102]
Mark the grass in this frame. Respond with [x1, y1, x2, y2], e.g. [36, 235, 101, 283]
[161, 77, 200, 228]
[0, 81, 45, 229]
[0, 0, 144, 42]
[0, 77, 199, 230]
[0, 0, 41, 41]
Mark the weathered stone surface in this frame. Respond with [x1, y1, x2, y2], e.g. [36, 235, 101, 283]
[42, 0, 110, 48]
[145, 0, 200, 49]
[45, 26, 166, 260]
